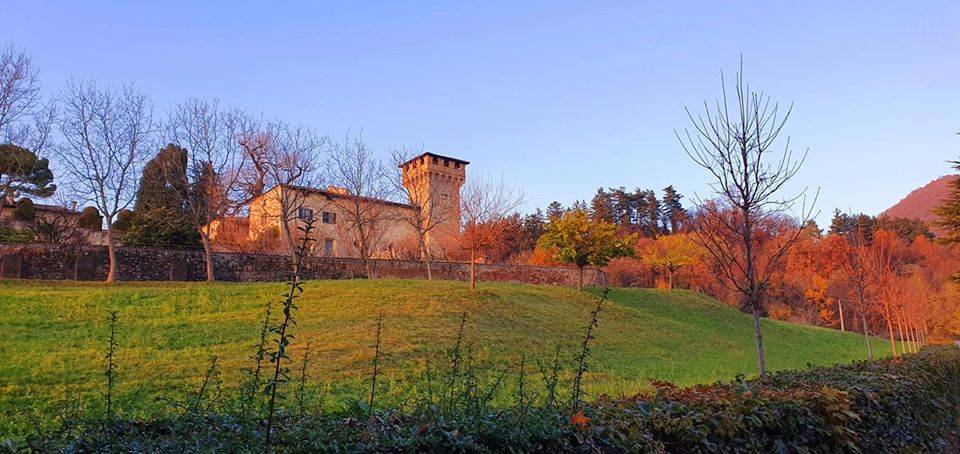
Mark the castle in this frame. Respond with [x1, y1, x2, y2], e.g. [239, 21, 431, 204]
[215, 152, 468, 259]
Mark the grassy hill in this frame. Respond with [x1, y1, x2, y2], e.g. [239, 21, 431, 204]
[0, 279, 888, 437]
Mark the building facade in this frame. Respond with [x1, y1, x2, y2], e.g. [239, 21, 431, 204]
[215, 152, 468, 259]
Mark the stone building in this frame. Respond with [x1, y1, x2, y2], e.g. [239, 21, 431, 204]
[212, 152, 468, 259]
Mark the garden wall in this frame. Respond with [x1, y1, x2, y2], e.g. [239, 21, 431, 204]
[0, 243, 606, 286]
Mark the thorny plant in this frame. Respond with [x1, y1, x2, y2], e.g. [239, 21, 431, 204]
[296, 342, 311, 417]
[104, 310, 119, 420]
[368, 312, 384, 417]
[263, 218, 316, 450]
[572, 288, 608, 411]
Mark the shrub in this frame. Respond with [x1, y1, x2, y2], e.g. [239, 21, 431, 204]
[0, 226, 33, 243]
[17, 347, 960, 452]
[12, 198, 35, 221]
[77, 206, 103, 230]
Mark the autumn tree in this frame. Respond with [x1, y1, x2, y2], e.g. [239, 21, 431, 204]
[538, 208, 635, 290]
[865, 229, 907, 357]
[165, 99, 254, 281]
[459, 175, 522, 290]
[678, 65, 814, 375]
[640, 232, 701, 289]
[59, 81, 154, 282]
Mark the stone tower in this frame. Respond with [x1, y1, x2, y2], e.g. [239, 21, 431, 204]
[400, 152, 468, 254]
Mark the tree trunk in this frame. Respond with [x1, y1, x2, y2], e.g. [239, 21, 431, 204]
[420, 235, 432, 280]
[752, 306, 766, 376]
[838, 299, 845, 332]
[896, 316, 905, 355]
[885, 311, 898, 358]
[469, 248, 476, 290]
[861, 312, 873, 360]
[667, 268, 674, 290]
[105, 225, 117, 283]
[200, 232, 215, 282]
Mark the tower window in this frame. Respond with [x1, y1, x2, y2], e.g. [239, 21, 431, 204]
[298, 208, 313, 221]
[432, 156, 438, 164]
[322, 211, 337, 224]
[454, 162, 460, 169]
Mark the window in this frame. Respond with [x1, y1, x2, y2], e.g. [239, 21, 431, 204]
[322, 211, 336, 224]
[454, 162, 461, 169]
[324, 239, 334, 256]
[432, 156, 438, 164]
[298, 207, 313, 221]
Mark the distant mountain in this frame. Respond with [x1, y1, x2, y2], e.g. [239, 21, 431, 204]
[881, 175, 957, 233]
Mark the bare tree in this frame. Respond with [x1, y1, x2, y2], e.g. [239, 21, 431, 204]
[59, 80, 154, 282]
[390, 147, 457, 279]
[31, 193, 83, 244]
[458, 174, 522, 290]
[0, 45, 57, 219]
[165, 98, 254, 281]
[678, 65, 814, 376]
[327, 134, 395, 277]
[241, 121, 325, 260]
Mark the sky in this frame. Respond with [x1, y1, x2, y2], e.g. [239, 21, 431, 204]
[4, 1, 959, 224]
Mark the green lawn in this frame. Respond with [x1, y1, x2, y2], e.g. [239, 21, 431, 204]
[0, 279, 888, 437]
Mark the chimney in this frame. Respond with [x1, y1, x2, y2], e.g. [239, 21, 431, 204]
[70, 201, 78, 212]
[326, 185, 349, 195]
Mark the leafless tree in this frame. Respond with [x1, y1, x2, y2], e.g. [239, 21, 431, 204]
[327, 133, 395, 277]
[390, 147, 457, 279]
[458, 174, 522, 290]
[0, 45, 57, 219]
[31, 194, 83, 244]
[241, 121, 325, 260]
[678, 65, 815, 376]
[165, 98, 255, 281]
[59, 80, 155, 282]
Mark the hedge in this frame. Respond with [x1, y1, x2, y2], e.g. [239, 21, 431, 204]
[14, 346, 960, 452]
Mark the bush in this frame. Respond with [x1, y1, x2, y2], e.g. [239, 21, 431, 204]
[12, 198, 35, 221]
[16, 347, 960, 452]
[0, 226, 33, 243]
[77, 206, 103, 230]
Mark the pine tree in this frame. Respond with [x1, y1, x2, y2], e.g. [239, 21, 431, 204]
[661, 185, 686, 234]
[589, 187, 614, 223]
[643, 190, 661, 237]
[546, 201, 565, 222]
[520, 209, 546, 251]
[934, 161, 960, 244]
[609, 187, 633, 226]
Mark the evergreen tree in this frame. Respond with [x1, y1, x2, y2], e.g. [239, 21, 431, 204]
[609, 187, 633, 226]
[643, 190, 661, 237]
[520, 209, 546, 251]
[0, 144, 55, 218]
[125, 144, 199, 247]
[589, 187, 614, 223]
[546, 201, 565, 222]
[571, 200, 588, 212]
[661, 185, 686, 233]
[934, 161, 960, 244]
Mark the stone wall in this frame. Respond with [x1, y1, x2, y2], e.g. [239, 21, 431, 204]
[0, 243, 606, 287]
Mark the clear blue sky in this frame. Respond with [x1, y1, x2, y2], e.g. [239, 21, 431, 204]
[4, 1, 959, 223]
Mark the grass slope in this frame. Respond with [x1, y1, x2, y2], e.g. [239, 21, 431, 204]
[0, 279, 888, 437]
